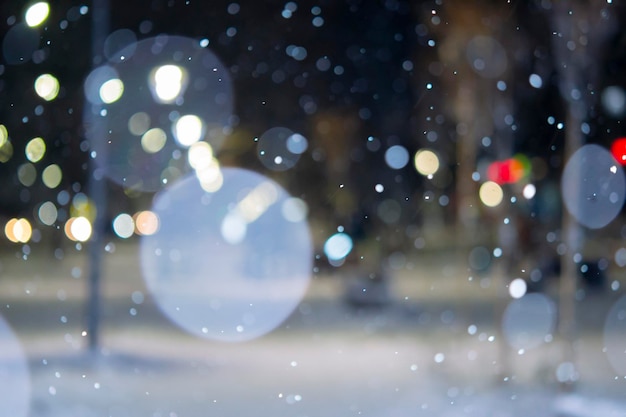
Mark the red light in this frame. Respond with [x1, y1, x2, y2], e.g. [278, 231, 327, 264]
[611, 137, 626, 165]
[487, 158, 525, 185]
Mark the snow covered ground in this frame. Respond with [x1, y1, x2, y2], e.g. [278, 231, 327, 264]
[1, 243, 626, 416]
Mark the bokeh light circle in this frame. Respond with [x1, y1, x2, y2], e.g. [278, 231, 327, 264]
[103, 28, 137, 62]
[140, 168, 312, 342]
[602, 86, 626, 118]
[603, 295, 626, 376]
[25, 137, 46, 162]
[502, 293, 556, 350]
[384, 145, 410, 170]
[2, 23, 39, 65]
[257, 127, 307, 171]
[414, 149, 439, 176]
[479, 181, 503, 207]
[34, 74, 60, 101]
[25, 2, 50, 27]
[508, 278, 527, 299]
[0, 315, 31, 417]
[465, 36, 507, 78]
[84, 35, 234, 192]
[113, 213, 134, 238]
[324, 232, 353, 261]
[561, 144, 625, 229]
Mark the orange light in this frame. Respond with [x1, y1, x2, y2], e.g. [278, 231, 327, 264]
[133, 211, 159, 236]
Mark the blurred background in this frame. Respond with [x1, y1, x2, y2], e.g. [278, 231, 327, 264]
[1, 0, 626, 416]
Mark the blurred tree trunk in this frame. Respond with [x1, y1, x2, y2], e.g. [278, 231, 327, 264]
[550, 0, 617, 390]
[86, 0, 110, 353]
[437, 0, 517, 379]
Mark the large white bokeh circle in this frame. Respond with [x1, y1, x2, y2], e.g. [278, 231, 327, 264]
[0, 315, 30, 417]
[561, 144, 625, 229]
[501, 293, 556, 350]
[84, 35, 234, 192]
[140, 168, 312, 342]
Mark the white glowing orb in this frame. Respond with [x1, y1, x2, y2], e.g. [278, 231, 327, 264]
[34, 74, 59, 101]
[324, 233, 353, 261]
[99, 78, 124, 104]
[113, 213, 134, 239]
[70, 216, 92, 242]
[509, 278, 527, 299]
[221, 212, 247, 244]
[140, 168, 312, 342]
[188, 141, 214, 170]
[173, 114, 204, 147]
[84, 66, 119, 105]
[522, 183, 536, 199]
[25, 2, 49, 27]
[195, 162, 223, 193]
[152, 64, 185, 102]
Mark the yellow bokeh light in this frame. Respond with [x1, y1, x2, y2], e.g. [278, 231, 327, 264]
[188, 141, 214, 170]
[134, 211, 159, 236]
[25, 137, 46, 163]
[236, 182, 279, 223]
[38, 201, 57, 226]
[141, 128, 167, 154]
[5, 218, 32, 243]
[70, 193, 96, 222]
[0, 140, 13, 163]
[479, 181, 504, 207]
[34, 74, 59, 101]
[414, 149, 440, 176]
[173, 114, 204, 147]
[99, 78, 124, 104]
[195, 159, 223, 192]
[25, 2, 50, 27]
[17, 163, 37, 187]
[42, 164, 62, 188]
[112, 213, 134, 239]
[128, 112, 151, 136]
[151, 65, 186, 103]
[0, 124, 8, 148]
